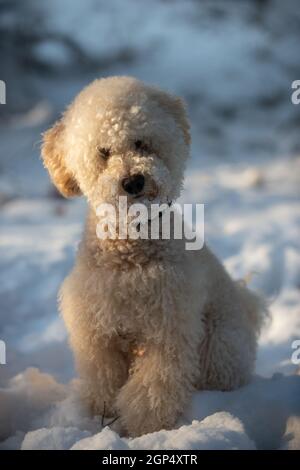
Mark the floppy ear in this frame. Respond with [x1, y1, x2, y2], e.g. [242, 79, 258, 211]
[165, 96, 191, 146]
[41, 120, 81, 198]
[152, 89, 191, 146]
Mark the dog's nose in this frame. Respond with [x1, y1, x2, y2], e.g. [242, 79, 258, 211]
[122, 174, 145, 195]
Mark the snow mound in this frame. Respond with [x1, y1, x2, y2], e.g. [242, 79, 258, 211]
[71, 428, 128, 451]
[71, 413, 255, 450]
[21, 427, 91, 451]
[1, 369, 299, 450]
[0, 368, 67, 442]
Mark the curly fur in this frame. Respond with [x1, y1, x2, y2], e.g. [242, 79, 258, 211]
[41, 76, 267, 437]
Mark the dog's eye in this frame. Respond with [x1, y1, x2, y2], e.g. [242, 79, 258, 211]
[97, 147, 110, 160]
[135, 140, 149, 152]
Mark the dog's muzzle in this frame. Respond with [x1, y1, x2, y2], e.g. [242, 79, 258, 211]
[122, 174, 145, 196]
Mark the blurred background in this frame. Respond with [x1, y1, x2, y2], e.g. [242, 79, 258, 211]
[0, 0, 299, 386]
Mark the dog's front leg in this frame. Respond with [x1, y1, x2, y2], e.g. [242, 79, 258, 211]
[74, 337, 128, 419]
[60, 272, 129, 419]
[116, 335, 199, 437]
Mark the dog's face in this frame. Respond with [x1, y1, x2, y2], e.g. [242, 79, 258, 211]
[42, 77, 190, 213]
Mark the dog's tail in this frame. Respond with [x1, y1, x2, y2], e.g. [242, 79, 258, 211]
[235, 278, 269, 336]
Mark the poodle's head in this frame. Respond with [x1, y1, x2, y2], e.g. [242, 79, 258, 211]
[42, 76, 190, 212]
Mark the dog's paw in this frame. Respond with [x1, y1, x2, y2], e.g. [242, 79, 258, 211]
[116, 378, 175, 437]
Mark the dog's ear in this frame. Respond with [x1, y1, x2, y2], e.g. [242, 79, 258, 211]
[165, 96, 191, 146]
[153, 90, 191, 146]
[41, 120, 81, 198]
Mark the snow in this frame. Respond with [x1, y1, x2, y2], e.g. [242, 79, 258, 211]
[71, 413, 255, 451]
[2, 370, 299, 450]
[0, 0, 300, 451]
[21, 427, 91, 451]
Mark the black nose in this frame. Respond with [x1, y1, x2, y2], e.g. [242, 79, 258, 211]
[122, 174, 145, 195]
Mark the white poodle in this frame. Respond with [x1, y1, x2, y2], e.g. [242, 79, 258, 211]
[42, 76, 266, 437]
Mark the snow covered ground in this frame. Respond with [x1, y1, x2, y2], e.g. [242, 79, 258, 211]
[0, 0, 299, 450]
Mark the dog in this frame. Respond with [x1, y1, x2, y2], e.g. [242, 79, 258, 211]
[42, 76, 266, 437]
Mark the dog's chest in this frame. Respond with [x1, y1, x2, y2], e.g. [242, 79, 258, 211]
[96, 258, 194, 337]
